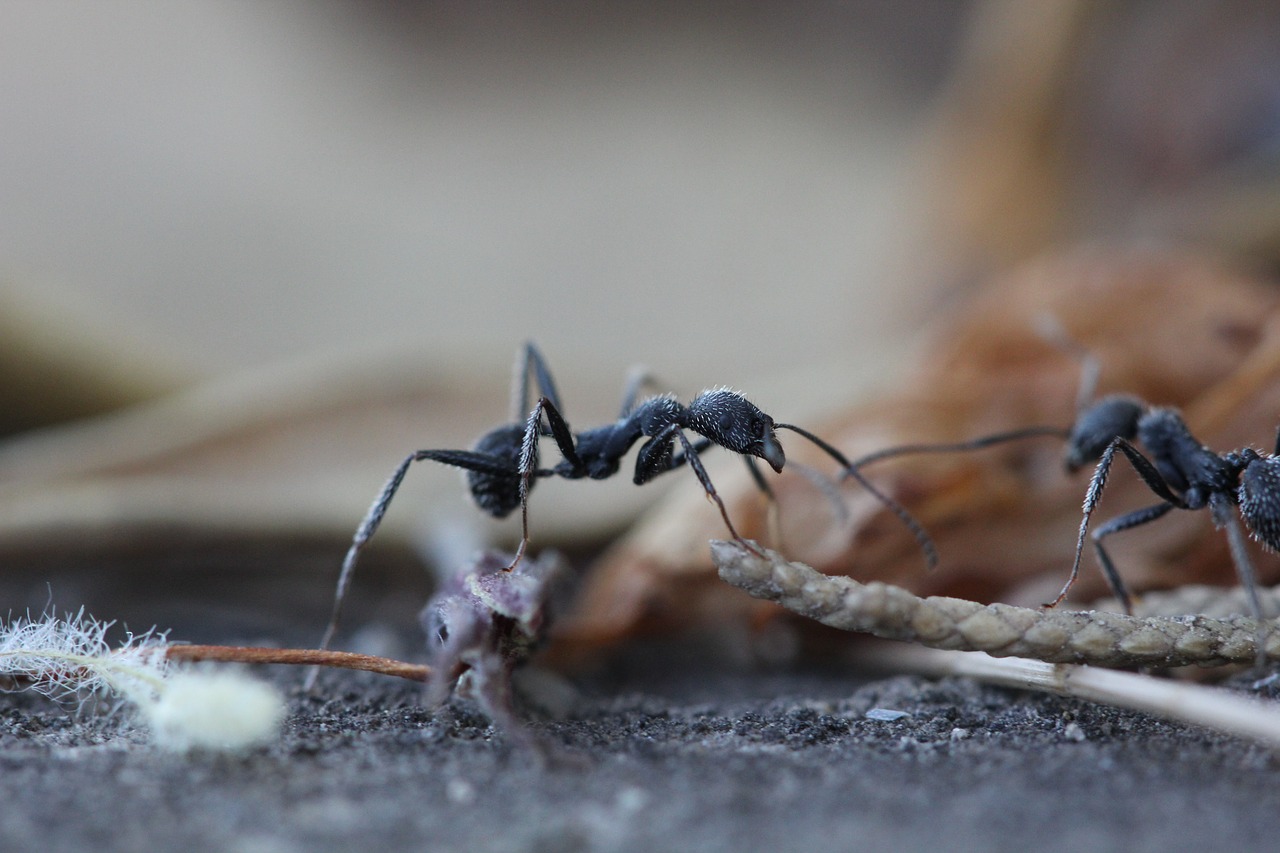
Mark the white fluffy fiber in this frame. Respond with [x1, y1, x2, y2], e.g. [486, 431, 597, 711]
[0, 608, 285, 752]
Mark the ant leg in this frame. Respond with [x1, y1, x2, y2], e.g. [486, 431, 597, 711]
[1210, 493, 1267, 628]
[1088, 502, 1175, 614]
[531, 396, 582, 470]
[505, 395, 585, 571]
[508, 404, 542, 571]
[1033, 313, 1101, 412]
[742, 455, 851, 549]
[315, 448, 521, 666]
[743, 455, 774, 499]
[651, 425, 765, 556]
[1212, 494, 1270, 667]
[634, 433, 710, 482]
[511, 342, 566, 423]
[1054, 443, 1120, 609]
[617, 365, 662, 417]
[664, 437, 714, 471]
[742, 456, 782, 548]
[1051, 437, 1186, 608]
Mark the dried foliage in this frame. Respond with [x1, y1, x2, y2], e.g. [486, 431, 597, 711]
[921, 1, 1280, 286]
[554, 250, 1280, 656]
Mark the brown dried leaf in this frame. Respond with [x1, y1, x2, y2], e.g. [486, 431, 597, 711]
[554, 249, 1280, 655]
[0, 349, 653, 577]
[0, 283, 188, 437]
[922, 1, 1280, 284]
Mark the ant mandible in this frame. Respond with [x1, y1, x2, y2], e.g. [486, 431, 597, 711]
[317, 342, 856, 651]
[843, 338, 1280, 625]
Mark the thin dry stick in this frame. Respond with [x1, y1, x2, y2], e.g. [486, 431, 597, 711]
[711, 540, 1280, 668]
[165, 645, 430, 682]
[877, 644, 1280, 748]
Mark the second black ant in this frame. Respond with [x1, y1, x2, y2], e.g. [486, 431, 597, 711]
[844, 339, 1280, 628]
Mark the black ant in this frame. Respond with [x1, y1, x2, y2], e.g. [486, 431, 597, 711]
[844, 340, 1280, 628]
[316, 342, 859, 651]
[1056, 395, 1278, 621]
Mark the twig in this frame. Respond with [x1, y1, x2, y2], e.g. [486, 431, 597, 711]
[875, 645, 1280, 749]
[711, 540, 1279, 668]
[165, 645, 431, 682]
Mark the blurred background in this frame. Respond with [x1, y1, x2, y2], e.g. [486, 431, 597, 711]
[0, 0, 970, 637]
[3, 0, 1280, 645]
[0, 1, 965, 401]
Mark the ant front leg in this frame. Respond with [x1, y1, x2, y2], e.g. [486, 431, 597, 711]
[738, 455, 783, 549]
[1053, 437, 1186, 609]
[506, 395, 583, 571]
[639, 425, 765, 556]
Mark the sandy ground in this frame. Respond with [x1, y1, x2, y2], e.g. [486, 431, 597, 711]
[3, 574, 1280, 853]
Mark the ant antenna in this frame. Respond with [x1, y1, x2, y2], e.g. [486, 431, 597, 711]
[775, 422, 943, 569]
[1033, 313, 1101, 413]
[845, 426, 1070, 470]
[835, 425, 1068, 571]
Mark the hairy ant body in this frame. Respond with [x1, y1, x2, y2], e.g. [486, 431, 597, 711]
[317, 342, 855, 651]
[846, 345, 1280, 626]
[1056, 395, 1280, 621]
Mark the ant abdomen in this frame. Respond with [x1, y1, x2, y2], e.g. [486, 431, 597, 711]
[468, 424, 529, 517]
[1239, 454, 1280, 552]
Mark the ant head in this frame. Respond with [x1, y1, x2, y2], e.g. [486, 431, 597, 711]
[1065, 394, 1144, 471]
[688, 389, 785, 473]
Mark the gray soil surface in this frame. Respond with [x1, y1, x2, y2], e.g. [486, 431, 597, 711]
[2, 549, 1279, 853]
[3, 638, 1280, 853]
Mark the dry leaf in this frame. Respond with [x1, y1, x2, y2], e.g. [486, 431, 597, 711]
[922, 0, 1280, 284]
[0, 282, 188, 437]
[553, 248, 1280, 656]
[0, 347, 661, 583]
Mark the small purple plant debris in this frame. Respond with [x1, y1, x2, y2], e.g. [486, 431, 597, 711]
[420, 549, 567, 742]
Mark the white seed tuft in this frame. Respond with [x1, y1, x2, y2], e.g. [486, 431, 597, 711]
[141, 667, 286, 753]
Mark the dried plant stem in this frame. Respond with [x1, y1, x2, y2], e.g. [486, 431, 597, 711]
[876, 645, 1280, 748]
[165, 645, 430, 682]
[712, 540, 1280, 668]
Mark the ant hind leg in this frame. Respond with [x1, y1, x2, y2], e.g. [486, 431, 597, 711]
[312, 447, 520, 687]
[1210, 493, 1269, 666]
[665, 426, 766, 557]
